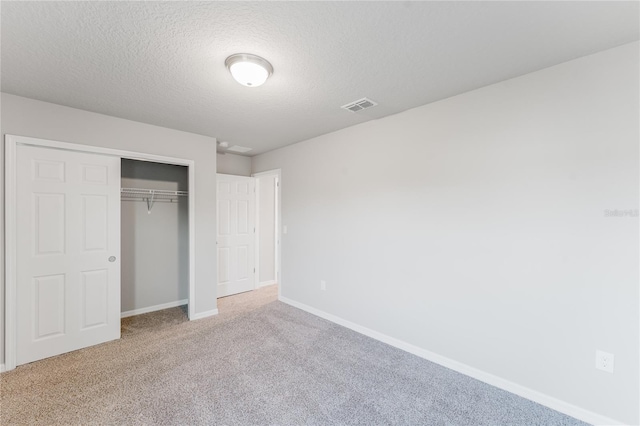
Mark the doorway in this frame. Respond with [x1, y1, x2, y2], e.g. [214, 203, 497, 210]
[215, 170, 281, 299]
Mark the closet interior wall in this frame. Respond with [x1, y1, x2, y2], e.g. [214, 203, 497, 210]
[121, 159, 188, 315]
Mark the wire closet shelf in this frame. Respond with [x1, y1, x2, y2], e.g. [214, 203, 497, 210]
[121, 187, 188, 213]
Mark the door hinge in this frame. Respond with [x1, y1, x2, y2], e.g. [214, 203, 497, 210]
[253, 268, 256, 273]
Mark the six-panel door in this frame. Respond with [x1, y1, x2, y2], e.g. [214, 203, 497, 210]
[217, 174, 255, 297]
[16, 145, 121, 365]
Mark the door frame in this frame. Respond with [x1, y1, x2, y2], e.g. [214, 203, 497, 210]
[252, 169, 281, 297]
[4, 134, 197, 371]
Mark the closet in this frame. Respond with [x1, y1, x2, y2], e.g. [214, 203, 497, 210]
[120, 159, 189, 318]
[7, 135, 198, 370]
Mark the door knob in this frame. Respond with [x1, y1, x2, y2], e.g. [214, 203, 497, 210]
[108, 256, 116, 262]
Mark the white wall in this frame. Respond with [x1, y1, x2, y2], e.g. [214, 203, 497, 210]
[217, 153, 251, 176]
[1, 93, 219, 366]
[258, 174, 277, 285]
[121, 160, 188, 313]
[253, 42, 640, 424]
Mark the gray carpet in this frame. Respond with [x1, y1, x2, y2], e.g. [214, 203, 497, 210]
[1, 285, 587, 425]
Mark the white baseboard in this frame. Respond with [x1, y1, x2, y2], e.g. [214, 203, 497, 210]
[121, 299, 188, 318]
[257, 280, 277, 288]
[279, 296, 624, 426]
[0, 363, 5, 373]
[190, 308, 219, 320]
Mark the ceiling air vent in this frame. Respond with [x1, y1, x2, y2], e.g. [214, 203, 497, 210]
[226, 145, 252, 153]
[341, 97, 378, 113]
[217, 141, 253, 155]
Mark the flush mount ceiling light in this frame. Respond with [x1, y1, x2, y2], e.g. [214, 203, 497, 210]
[225, 53, 273, 87]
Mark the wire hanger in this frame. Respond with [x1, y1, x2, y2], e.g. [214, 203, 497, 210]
[145, 192, 155, 214]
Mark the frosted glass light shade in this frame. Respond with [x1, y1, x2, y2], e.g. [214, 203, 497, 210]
[225, 54, 273, 87]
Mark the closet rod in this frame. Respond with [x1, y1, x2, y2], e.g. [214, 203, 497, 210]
[121, 188, 188, 198]
[120, 188, 188, 214]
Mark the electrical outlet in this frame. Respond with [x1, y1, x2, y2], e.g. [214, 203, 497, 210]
[595, 350, 615, 373]
[320, 280, 326, 291]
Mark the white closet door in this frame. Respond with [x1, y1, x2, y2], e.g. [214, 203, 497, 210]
[16, 145, 121, 365]
[217, 174, 255, 297]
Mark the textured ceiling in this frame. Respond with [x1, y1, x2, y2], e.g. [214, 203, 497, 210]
[2, 1, 638, 156]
